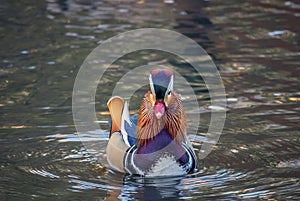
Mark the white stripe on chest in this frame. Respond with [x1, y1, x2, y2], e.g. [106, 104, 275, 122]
[147, 155, 186, 177]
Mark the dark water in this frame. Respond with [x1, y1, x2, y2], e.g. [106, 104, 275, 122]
[1, 0, 300, 200]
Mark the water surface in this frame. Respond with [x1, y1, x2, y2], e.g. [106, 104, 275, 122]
[1, 0, 299, 200]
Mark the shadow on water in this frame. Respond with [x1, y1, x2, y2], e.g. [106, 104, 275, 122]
[1, 0, 300, 200]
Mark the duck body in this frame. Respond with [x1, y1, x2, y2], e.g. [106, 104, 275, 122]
[124, 128, 196, 176]
[106, 69, 197, 177]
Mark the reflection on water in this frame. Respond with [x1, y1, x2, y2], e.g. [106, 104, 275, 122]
[1, 0, 299, 200]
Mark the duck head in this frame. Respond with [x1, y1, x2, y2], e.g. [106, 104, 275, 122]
[148, 69, 173, 119]
[137, 69, 187, 146]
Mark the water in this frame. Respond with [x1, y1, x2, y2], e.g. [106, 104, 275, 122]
[1, 0, 299, 200]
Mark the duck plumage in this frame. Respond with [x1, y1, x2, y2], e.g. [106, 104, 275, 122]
[106, 69, 196, 176]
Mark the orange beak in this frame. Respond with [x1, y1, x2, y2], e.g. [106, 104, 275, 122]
[154, 102, 165, 119]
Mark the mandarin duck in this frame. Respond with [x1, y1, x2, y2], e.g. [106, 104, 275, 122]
[106, 69, 196, 176]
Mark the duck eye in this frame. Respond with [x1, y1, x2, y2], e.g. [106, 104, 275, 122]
[167, 91, 171, 96]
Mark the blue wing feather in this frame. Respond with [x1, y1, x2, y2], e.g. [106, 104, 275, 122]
[120, 101, 137, 147]
[123, 114, 137, 146]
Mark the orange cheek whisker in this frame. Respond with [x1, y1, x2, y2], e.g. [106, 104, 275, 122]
[136, 91, 187, 147]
